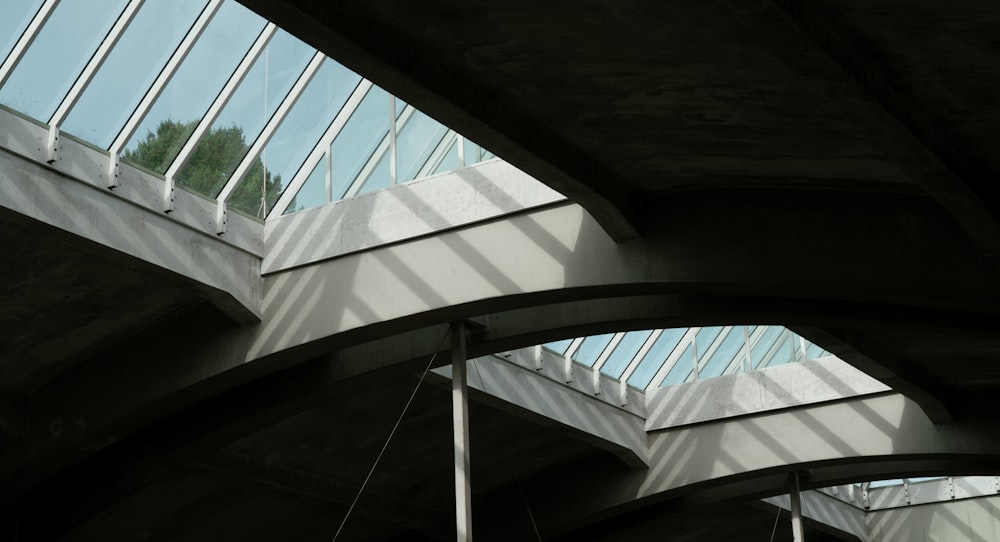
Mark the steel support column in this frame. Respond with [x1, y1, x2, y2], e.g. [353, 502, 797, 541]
[790, 471, 805, 542]
[452, 322, 473, 541]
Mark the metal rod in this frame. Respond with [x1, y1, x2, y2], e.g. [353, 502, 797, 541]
[452, 322, 473, 542]
[789, 471, 805, 542]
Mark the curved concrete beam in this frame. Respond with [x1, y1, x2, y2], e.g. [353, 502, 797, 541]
[509, 393, 1000, 539]
[252, 190, 999, 362]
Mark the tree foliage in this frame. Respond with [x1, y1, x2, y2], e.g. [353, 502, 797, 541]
[122, 119, 281, 218]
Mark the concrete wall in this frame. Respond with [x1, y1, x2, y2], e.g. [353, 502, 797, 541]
[867, 496, 1000, 542]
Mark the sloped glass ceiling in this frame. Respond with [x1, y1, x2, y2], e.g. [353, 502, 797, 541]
[0, 0, 497, 220]
[546, 325, 832, 392]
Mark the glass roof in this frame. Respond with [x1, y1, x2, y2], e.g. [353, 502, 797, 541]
[0, 0, 496, 221]
[546, 325, 832, 392]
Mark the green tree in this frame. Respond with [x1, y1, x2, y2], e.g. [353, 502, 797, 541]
[123, 119, 281, 218]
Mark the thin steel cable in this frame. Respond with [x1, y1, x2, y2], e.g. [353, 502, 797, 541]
[517, 478, 543, 542]
[768, 501, 782, 542]
[330, 328, 451, 541]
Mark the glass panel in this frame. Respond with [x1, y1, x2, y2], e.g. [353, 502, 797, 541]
[121, 1, 266, 174]
[330, 86, 390, 199]
[601, 330, 652, 378]
[0, 0, 43, 65]
[700, 327, 745, 379]
[229, 57, 361, 217]
[0, 0, 130, 121]
[694, 326, 723, 364]
[756, 327, 796, 368]
[176, 29, 313, 197]
[751, 326, 782, 369]
[283, 157, 325, 215]
[660, 344, 694, 387]
[60, 0, 208, 148]
[355, 150, 392, 196]
[463, 138, 482, 166]
[430, 135, 462, 176]
[396, 101, 450, 183]
[543, 339, 574, 355]
[572, 333, 615, 367]
[805, 340, 826, 360]
[627, 328, 686, 389]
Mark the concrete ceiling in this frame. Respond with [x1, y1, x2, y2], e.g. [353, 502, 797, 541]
[3, 0, 1000, 540]
[236, 0, 1000, 422]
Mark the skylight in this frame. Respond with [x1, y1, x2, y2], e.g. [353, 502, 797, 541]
[0, 0, 496, 222]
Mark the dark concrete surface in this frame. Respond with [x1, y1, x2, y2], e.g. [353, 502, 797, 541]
[3, 0, 1000, 540]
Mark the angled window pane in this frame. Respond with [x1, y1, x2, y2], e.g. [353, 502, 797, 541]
[431, 137, 462, 175]
[0, 0, 43, 65]
[330, 86, 390, 199]
[396, 101, 450, 183]
[0, 0, 130, 121]
[121, 0, 266, 174]
[805, 340, 827, 360]
[601, 330, 652, 378]
[176, 29, 313, 198]
[463, 138, 482, 166]
[694, 326, 723, 364]
[283, 158, 326, 215]
[753, 327, 795, 369]
[572, 333, 614, 367]
[229, 58, 361, 217]
[627, 328, 686, 389]
[750, 326, 782, 369]
[543, 339, 574, 355]
[700, 327, 745, 379]
[660, 344, 694, 387]
[355, 150, 392, 196]
[60, 0, 208, 148]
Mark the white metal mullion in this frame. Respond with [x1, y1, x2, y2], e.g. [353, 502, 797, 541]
[562, 337, 585, 383]
[457, 135, 466, 166]
[0, 0, 60, 88]
[109, 0, 221, 155]
[741, 325, 753, 372]
[342, 104, 416, 199]
[388, 95, 397, 185]
[618, 329, 662, 403]
[164, 23, 276, 188]
[644, 327, 699, 393]
[590, 332, 624, 394]
[268, 79, 373, 217]
[416, 130, 458, 179]
[216, 51, 326, 230]
[49, 0, 144, 128]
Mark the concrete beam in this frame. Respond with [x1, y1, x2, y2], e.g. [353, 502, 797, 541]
[645, 356, 890, 431]
[795, 327, 955, 423]
[264, 159, 564, 274]
[432, 356, 648, 468]
[12, 188, 1000, 502]
[764, 491, 867, 542]
[510, 393, 1000, 538]
[0, 145, 261, 323]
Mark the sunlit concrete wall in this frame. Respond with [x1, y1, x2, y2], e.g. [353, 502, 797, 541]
[867, 496, 1000, 541]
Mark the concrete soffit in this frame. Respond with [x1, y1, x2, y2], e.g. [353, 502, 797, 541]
[0, 108, 263, 322]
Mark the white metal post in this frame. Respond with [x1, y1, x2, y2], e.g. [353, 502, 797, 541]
[789, 471, 805, 542]
[452, 322, 473, 542]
